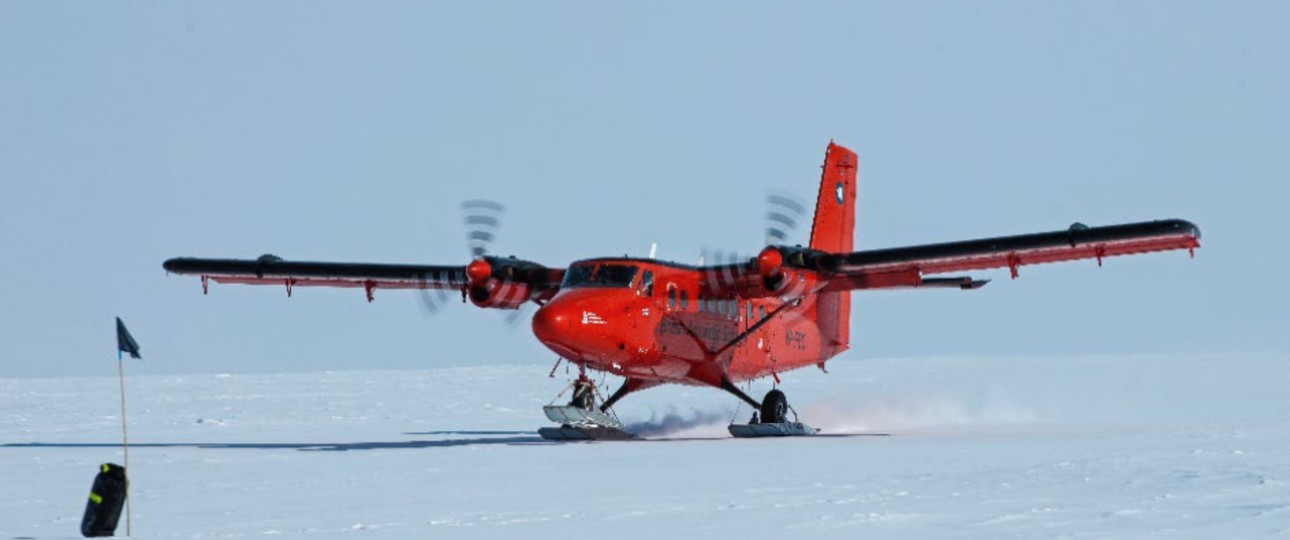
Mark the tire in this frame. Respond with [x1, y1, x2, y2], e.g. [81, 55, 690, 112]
[570, 384, 594, 410]
[760, 389, 788, 424]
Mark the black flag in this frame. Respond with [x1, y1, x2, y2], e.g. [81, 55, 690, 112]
[116, 317, 141, 360]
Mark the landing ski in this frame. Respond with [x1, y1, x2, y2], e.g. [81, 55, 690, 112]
[728, 421, 819, 438]
[538, 424, 637, 441]
[539, 404, 637, 440]
[543, 405, 623, 429]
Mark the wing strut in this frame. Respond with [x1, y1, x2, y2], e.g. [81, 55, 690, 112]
[710, 284, 826, 361]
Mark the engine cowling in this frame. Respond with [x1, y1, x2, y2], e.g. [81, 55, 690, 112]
[465, 256, 542, 309]
[468, 280, 532, 309]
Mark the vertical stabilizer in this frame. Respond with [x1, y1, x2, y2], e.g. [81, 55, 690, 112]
[808, 142, 857, 356]
[808, 142, 858, 253]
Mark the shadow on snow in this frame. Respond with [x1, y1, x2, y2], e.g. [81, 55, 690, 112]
[2, 436, 547, 452]
[2, 431, 889, 452]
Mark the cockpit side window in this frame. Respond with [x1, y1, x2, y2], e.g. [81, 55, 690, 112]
[640, 270, 654, 297]
[561, 263, 639, 289]
[561, 265, 594, 289]
[591, 264, 638, 287]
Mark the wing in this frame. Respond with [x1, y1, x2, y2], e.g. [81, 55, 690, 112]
[162, 255, 565, 303]
[818, 219, 1201, 292]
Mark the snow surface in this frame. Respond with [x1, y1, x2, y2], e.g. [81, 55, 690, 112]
[4, 352, 1290, 539]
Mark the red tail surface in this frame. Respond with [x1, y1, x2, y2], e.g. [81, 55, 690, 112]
[808, 142, 857, 357]
[809, 142, 858, 253]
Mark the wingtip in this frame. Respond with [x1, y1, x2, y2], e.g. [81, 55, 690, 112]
[1173, 219, 1202, 240]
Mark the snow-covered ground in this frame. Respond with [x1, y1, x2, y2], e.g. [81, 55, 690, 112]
[4, 352, 1289, 539]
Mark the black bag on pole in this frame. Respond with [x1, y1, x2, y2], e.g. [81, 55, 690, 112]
[81, 463, 127, 537]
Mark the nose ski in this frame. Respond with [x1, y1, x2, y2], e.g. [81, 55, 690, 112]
[538, 374, 637, 441]
[538, 405, 636, 440]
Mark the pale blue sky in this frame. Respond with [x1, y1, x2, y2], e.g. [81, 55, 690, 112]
[1, 2, 1285, 377]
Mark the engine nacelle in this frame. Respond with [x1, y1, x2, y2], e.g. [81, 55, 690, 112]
[757, 245, 836, 295]
[468, 279, 532, 309]
[464, 256, 546, 309]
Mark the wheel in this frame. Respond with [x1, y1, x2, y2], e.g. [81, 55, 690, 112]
[760, 389, 788, 424]
[570, 382, 594, 410]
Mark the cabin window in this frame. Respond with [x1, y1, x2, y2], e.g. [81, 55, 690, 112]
[680, 290, 689, 311]
[640, 270, 654, 297]
[746, 302, 753, 322]
[667, 285, 677, 310]
[758, 305, 766, 320]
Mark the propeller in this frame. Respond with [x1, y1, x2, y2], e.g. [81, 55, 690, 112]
[764, 190, 807, 247]
[504, 303, 537, 326]
[700, 248, 753, 292]
[461, 199, 506, 258]
[418, 198, 536, 325]
[417, 286, 452, 316]
[699, 190, 809, 293]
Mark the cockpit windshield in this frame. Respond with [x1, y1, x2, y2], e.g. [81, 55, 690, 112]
[561, 263, 639, 289]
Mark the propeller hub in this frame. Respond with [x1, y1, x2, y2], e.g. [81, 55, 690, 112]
[466, 258, 492, 285]
[757, 246, 784, 277]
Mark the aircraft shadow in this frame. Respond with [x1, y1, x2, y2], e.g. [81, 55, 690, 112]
[403, 430, 534, 436]
[2, 435, 548, 452]
[2, 431, 889, 452]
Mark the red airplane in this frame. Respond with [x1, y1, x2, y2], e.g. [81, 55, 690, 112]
[163, 142, 1201, 439]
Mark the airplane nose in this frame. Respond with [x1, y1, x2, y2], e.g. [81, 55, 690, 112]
[531, 301, 573, 346]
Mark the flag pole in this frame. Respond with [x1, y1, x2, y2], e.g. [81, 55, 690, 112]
[118, 351, 131, 536]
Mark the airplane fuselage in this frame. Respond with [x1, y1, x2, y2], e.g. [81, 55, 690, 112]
[531, 257, 841, 388]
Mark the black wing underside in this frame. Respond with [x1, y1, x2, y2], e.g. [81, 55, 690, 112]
[163, 256, 468, 299]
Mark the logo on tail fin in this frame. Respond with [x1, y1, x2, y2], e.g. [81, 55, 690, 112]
[835, 182, 844, 204]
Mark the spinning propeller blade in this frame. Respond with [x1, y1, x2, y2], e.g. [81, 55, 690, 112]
[416, 286, 452, 316]
[765, 190, 807, 246]
[699, 191, 808, 293]
[461, 199, 506, 258]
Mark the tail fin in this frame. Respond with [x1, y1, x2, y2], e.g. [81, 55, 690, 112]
[808, 142, 857, 357]
[808, 142, 858, 253]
